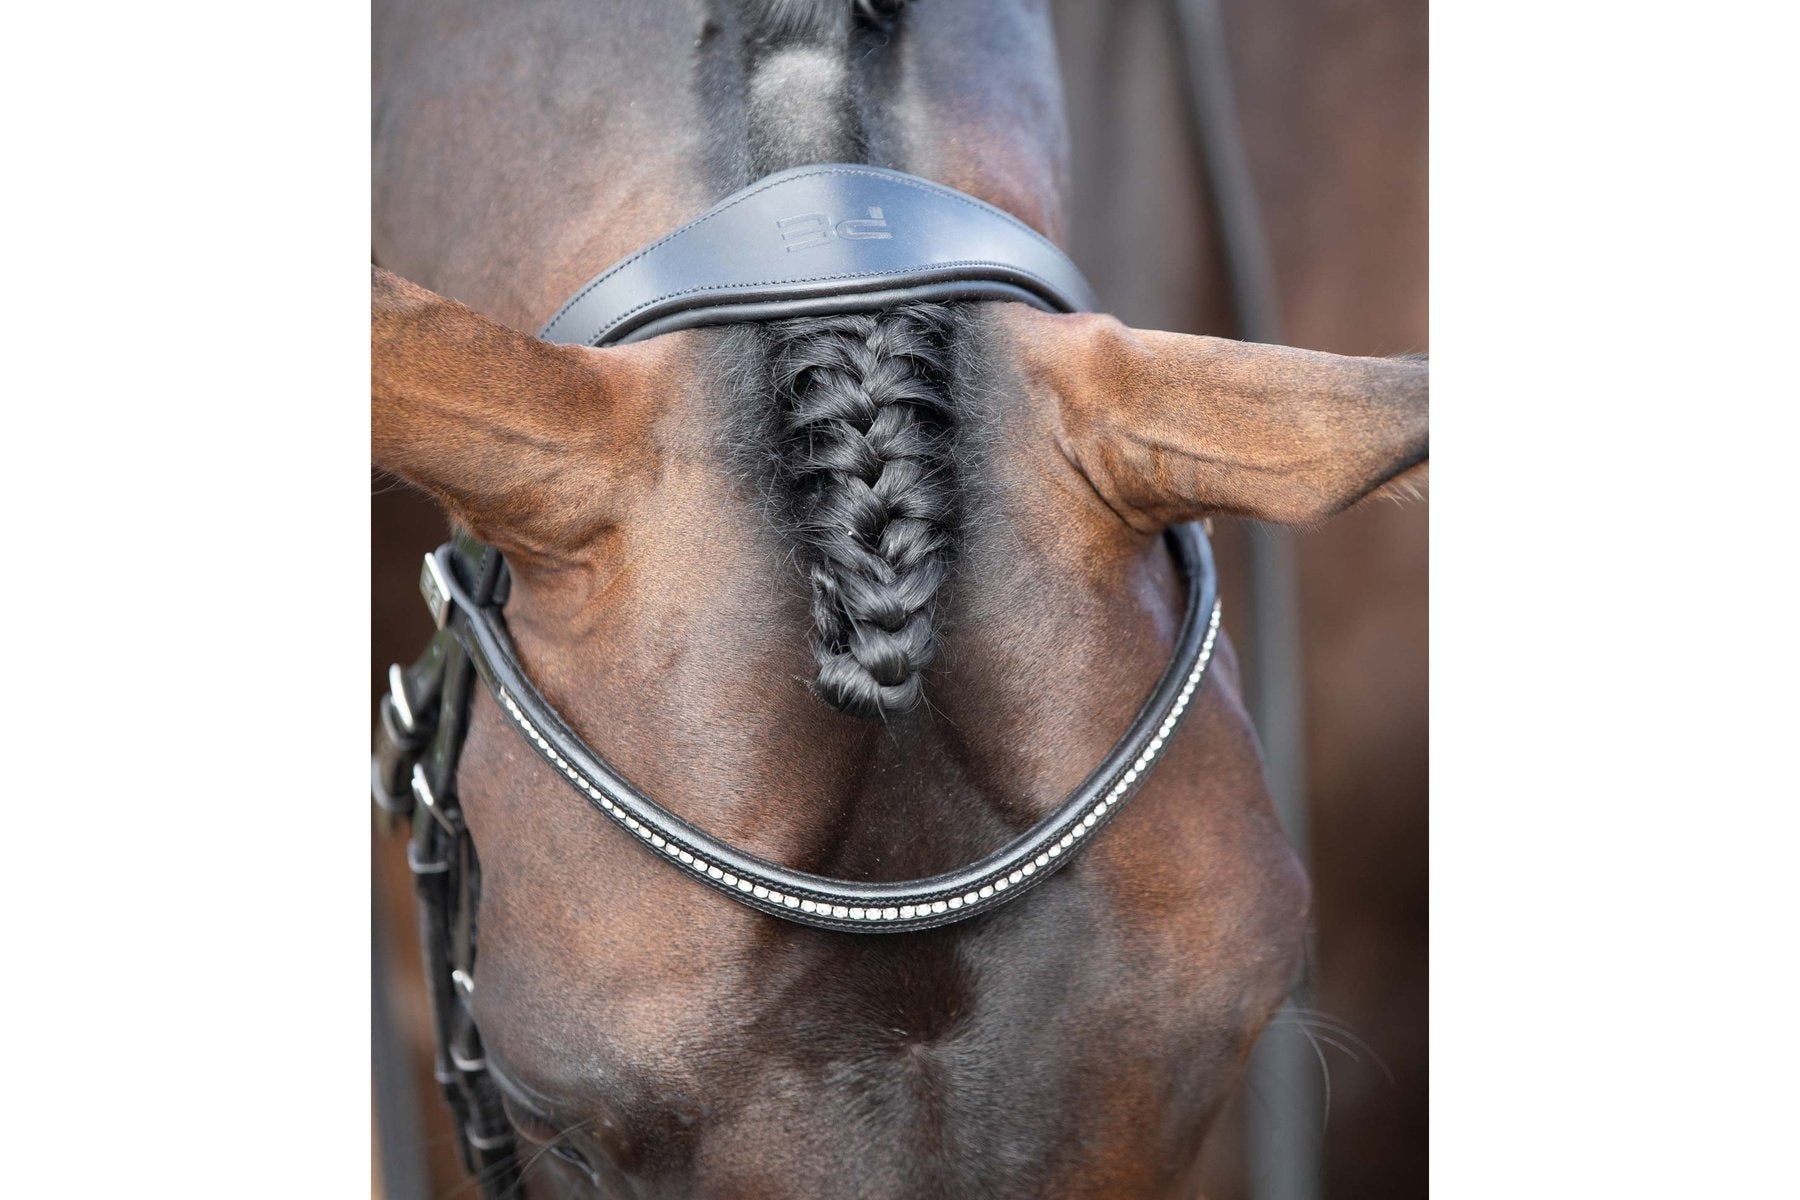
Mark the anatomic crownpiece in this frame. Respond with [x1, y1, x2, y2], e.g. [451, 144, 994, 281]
[534, 164, 1097, 348]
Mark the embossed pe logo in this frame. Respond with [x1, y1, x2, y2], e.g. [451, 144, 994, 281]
[776, 207, 893, 252]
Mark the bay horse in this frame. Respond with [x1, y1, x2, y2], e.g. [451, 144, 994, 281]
[373, 1, 1427, 1195]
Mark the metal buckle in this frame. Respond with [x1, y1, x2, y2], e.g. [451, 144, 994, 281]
[411, 762, 462, 835]
[420, 549, 454, 630]
[371, 756, 413, 820]
[406, 842, 450, 875]
[451, 968, 476, 999]
[464, 1123, 513, 1152]
[410, 762, 438, 811]
[387, 663, 417, 733]
[450, 1043, 487, 1073]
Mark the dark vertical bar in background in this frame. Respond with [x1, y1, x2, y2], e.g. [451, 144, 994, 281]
[1241, 524, 1320, 1200]
[1170, 2, 1322, 1198]
[373, 907, 429, 1200]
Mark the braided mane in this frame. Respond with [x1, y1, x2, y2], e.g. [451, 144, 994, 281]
[764, 303, 961, 719]
[718, 0, 953, 720]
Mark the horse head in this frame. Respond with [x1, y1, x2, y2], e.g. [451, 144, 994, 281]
[373, 2, 1425, 1195]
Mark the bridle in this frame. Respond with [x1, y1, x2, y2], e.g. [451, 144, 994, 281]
[372, 164, 1223, 1194]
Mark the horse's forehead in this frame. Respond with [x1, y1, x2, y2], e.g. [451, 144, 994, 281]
[374, 1, 718, 328]
[374, 1, 1075, 329]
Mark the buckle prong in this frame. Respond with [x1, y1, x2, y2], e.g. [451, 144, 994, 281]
[420, 549, 454, 629]
[410, 762, 438, 811]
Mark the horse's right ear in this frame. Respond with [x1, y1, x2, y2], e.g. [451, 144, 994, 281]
[998, 306, 1427, 531]
[372, 267, 682, 560]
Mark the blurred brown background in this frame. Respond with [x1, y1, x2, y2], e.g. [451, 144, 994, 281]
[373, 1, 1425, 1194]
[1048, 1, 1427, 1196]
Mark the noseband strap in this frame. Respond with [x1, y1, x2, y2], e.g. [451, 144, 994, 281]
[536, 164, 1097, 347]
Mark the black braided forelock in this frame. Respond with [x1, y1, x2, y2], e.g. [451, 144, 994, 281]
[768, 304, 959, 719]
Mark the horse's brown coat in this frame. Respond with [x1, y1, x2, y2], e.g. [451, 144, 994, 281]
[372, 2, 1425, 1195]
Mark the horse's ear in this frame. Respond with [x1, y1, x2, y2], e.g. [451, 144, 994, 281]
[998, 306, 1428, 531]
[372, 267, 680, 560]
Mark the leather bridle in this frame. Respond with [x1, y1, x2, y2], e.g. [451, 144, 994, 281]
[372, 164, 1222, 1194]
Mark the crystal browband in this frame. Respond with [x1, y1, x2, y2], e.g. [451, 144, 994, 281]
[389, 522, 1219, 933]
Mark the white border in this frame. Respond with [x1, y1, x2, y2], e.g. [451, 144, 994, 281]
[7, 4, 368, 1195]
[1434, 2, 1798, 1193]
[5, 2, 1798, 1194]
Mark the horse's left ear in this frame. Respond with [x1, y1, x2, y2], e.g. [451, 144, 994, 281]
[997, 306, 1428, 531]
[372, 267, 680, 560]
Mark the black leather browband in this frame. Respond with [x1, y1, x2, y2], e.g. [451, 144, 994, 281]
[537, 163, 1098, 347]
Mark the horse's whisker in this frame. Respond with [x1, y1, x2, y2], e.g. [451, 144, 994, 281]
[1268, 1006, 1396, 1082]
